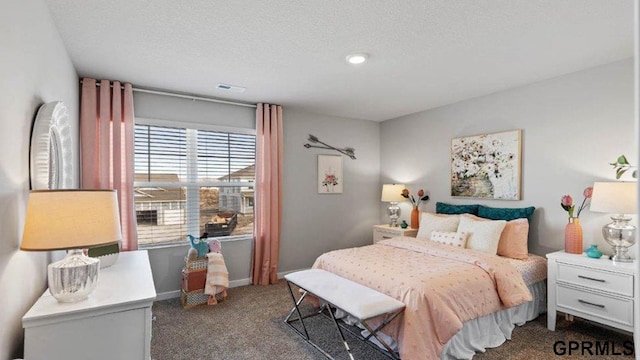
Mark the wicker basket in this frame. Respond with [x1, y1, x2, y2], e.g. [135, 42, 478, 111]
[184, 256, 208, 273]
[181, 289, 209, 309]
[181, 288, 227, 309]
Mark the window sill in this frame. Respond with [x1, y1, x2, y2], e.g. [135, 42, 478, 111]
[138, 234, 253, 251]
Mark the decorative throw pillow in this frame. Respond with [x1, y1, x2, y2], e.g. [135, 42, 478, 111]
[497, 218, 529, 259]
[416, 213, 460, 239]
[435, 202, 479, 215]
[463, 214, 529, 259]
[430, 230, 469, 248]
[477, 205, 535, 223]
[457, 214, 506, 255]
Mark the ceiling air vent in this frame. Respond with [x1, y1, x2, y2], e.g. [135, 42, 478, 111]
[216, 84, 246, 93]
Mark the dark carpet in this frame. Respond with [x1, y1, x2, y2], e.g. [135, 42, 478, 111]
[151, 280, 634, 359]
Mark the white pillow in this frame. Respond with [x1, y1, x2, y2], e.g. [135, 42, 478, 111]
[430, 231, 469, 248]
[457, 215, 506, 255]
[416, 213, 460, 239]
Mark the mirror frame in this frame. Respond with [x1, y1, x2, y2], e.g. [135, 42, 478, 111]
[30, 101, 73, 189]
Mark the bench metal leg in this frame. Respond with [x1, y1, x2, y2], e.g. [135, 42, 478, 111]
[360, 319, 399, 356]
[284, 281, 403, 360]
[285, 281, 310, 340]
[361, 310, 404, 357]
[284, 281, 339, 359]
[326, 304, 355, 360]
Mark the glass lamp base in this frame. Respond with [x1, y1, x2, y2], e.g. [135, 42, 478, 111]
[387, 202, 400, 227]
[48, 249, 100, 302]
[610, 247, 633, 263]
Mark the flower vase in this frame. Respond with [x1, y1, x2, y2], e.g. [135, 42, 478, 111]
[411, 206, 420, 229]
[564, 217, 583, 254]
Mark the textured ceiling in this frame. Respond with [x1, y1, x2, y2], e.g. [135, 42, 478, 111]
[45, 0, 633, 121]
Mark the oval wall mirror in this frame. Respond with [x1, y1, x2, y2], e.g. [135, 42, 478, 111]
[30, 101, 73, 189]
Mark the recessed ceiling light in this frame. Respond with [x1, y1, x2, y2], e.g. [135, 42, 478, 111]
[345, 53, 368, 65]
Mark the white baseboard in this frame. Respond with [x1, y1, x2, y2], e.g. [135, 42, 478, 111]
[278, 268, 308, 278]
[156, 290, 181, 301]
[155, 268, 310, 301]
[229, 278, 251, 287]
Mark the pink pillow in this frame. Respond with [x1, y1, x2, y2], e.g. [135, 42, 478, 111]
[497, 218, 529, 259]
[462, 214, 529, 259]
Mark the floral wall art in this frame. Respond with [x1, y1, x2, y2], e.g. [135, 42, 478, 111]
[450, 130, 522, 200]
[318, 154, 343, 194]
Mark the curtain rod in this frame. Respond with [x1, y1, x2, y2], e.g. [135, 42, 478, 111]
[80, 79, 257, 108]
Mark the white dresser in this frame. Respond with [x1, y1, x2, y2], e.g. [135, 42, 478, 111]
[546, 250, 636, 334]
[23, 250, 157, 360]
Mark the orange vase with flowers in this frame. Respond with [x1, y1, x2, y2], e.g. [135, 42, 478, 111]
[560, 186, 593, 254]
[401, 188, 430, 229]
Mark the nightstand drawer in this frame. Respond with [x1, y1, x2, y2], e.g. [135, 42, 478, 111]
[376, 228, 400, 238]
[557, 285, 633, 328]
[557, 262, 634, 297]
[372, 225, 418, 244]
[373, 229, 398, 244]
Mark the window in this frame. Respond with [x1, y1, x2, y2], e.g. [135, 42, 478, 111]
[134, 123, 255, 246]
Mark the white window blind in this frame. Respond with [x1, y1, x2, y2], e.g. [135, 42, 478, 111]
[134, 123, 255, 246]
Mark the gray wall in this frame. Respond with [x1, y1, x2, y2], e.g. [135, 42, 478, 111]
[0, 0, 79, 357]
[280, 108, 381, 272]
[380, 59, 635, 257]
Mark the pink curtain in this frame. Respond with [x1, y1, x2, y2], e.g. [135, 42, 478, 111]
[80, 78, 137, 251]
[252, 103, 283, 285]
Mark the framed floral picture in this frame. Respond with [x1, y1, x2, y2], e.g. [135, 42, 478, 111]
[318, 154, 343, 194]
[451, 129, 522, 200]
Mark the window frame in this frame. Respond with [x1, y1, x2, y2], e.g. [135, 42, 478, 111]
[134, 117, 256, 249]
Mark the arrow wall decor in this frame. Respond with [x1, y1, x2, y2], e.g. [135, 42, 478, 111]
[303, 134, 356, 160]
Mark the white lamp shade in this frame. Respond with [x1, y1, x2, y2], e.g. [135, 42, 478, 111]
[590, 182, 637, 214]
[21, 190, 123, 251]
[381, 184, 406, 202]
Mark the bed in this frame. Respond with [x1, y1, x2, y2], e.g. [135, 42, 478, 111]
[311, 236, 547, 360]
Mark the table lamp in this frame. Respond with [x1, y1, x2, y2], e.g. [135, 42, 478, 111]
[21, 190, 123, 302]
[381, 184, 406, 227]
[589, 182, 637, 262]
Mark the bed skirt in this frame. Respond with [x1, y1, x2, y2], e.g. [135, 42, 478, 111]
[440, 280, 546, 359]
[341, 280, 546, 359]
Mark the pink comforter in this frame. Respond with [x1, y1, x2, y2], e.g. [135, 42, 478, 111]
[311, 237, 532, 360]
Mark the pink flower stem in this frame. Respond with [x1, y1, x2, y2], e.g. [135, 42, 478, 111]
[576, 198, 589, 217]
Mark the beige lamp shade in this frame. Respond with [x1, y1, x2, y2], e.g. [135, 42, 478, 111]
[590, 182, 637, 214]
[381, 184, 406, 202]
[21, 190, 123, 251]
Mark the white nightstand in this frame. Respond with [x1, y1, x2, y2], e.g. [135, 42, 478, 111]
[373, 224, 418, 244]
[546, 251, 636, 336]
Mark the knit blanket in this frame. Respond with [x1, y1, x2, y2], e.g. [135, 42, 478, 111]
[205, 252, 229, 305]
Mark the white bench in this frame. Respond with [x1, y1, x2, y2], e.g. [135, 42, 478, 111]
[284, 269, 405, 360]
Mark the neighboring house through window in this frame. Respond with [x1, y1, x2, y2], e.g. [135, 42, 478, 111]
[134, 122, 256, 246]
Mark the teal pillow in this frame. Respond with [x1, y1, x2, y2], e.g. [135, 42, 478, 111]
[435, 202, 479, 215]
[477, 205, 535, 223]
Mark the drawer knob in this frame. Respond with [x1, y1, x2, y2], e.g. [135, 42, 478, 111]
[578, 299, 605, 309]
[577, 275, 605, 283]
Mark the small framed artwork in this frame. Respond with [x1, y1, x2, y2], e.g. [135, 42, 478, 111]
[318, 155, 343, 194]
[451, 129, 522, 200]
